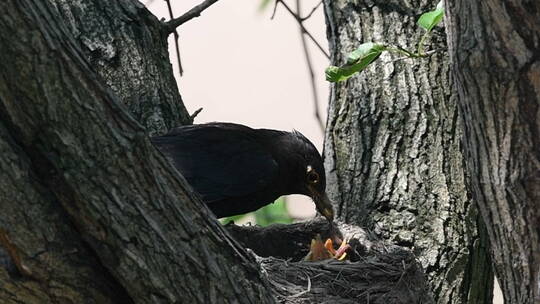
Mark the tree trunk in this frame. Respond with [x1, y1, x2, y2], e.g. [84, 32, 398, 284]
[322, 1, 492, 303]
[0, 121, 131, 304]
[0, 1, 274, 303]
[445, 0, 540, 303]
[49, 0, 191, 135]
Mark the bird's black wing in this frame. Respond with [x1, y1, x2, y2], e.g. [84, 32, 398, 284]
[151, 123, 278, 203]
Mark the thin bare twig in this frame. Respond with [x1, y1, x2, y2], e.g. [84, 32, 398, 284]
[289, 274, 312, 298]
[300, 0, 323, 21]
[165, 0, 184, 76]
[385, 48, 445, 63]
[165, 0, 219, 33]
[296, 0, 324, 132]
[277, 0, 329, 59]
[270, 0, 279, 20]
[189, 107, 204, 121]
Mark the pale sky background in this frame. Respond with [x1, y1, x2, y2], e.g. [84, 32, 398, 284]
[147, 1, 503, 302]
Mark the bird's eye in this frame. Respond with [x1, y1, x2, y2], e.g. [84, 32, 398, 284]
[307, 171, 319, 184]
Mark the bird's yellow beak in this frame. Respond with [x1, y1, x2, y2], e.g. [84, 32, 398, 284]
[310, 189, 334, 223]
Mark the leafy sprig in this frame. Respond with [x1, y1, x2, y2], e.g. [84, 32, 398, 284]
[325, 1, 444, 83]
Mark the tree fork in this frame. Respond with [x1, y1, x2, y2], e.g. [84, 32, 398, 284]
[0, 1, 274, 303]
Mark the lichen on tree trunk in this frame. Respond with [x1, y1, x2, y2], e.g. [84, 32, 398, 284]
[322, 1, 492, 302]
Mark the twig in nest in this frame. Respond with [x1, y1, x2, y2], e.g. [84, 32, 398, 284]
[289, 274, 311, 298]
[229, 220, 433, 302]
[259, 250, 434, 303]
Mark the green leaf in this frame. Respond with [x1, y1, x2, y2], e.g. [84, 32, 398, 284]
[253, 197, 292, 227]
[325, 42, 386, 82]
[325, 66, 346, 82]
[417, 4, 444, 31]
[259, 0, 272, 11]
[345, 42, 377, 64]
[220, 198, 292, 226]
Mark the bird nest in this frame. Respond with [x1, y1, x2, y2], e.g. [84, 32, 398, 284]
[226, 220, 434, 304]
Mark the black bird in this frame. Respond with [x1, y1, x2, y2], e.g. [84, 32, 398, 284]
[151, 122, 334, 222]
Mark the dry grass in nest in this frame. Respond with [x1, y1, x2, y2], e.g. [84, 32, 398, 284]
[229, 220, 434, 304]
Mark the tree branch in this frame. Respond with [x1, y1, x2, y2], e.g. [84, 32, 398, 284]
[296, 0, 325, 133]
[300, 0, 322, 21]
[165, 0, 220, 33]
[277, 0, 329, 59]
[189, 107, 204, 122]
[165, 0, 184, 75]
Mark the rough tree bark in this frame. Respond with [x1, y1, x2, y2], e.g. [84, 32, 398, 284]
[322, 1, 492, 303]
[446, 0, 540, 303]
[0, 0, 435, 301]
[0, 124, 132, 303]
[1, 0, 506, 303]
[49, 0, 192, 135]
[0, 1, 274, 303]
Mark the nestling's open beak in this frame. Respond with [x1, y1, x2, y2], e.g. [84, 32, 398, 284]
[310, 189, 334, 223]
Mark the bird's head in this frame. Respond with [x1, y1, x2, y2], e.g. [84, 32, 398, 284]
[276, 130, 334, 223]
[304, 162, 334, 223]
